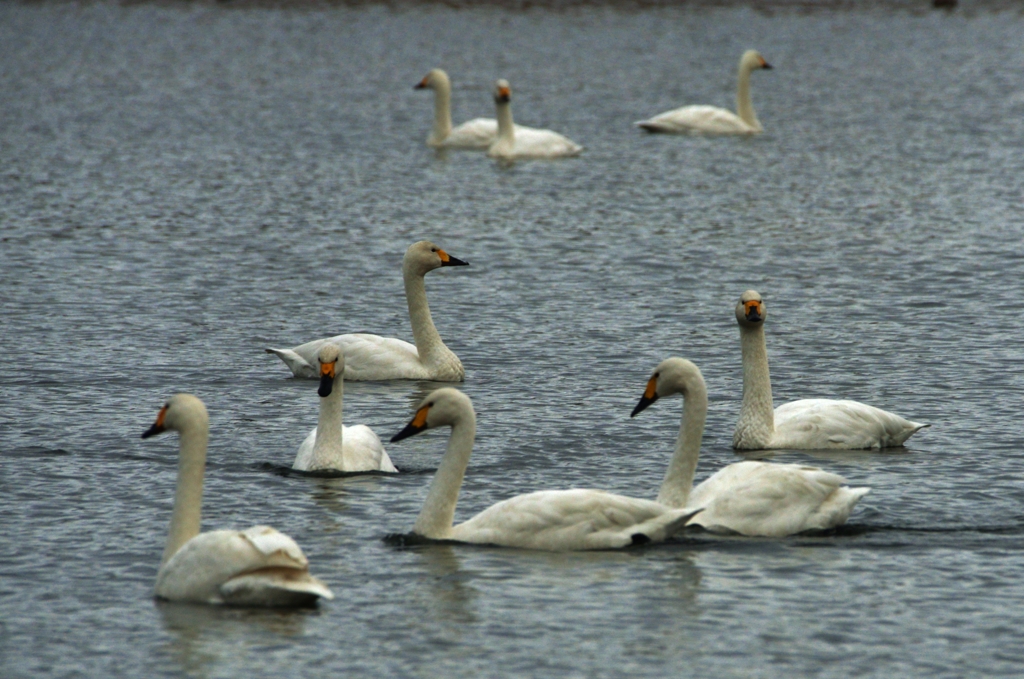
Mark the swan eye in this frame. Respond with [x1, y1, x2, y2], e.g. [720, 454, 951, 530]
[653, 372, 660, 379]
[427, 402, 434, 407]
[431, 248, 437, 253]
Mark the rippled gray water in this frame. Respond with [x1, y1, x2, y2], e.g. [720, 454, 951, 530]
[3, 1, 1024, 677]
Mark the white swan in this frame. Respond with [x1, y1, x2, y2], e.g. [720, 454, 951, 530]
[142, 394, 334, 606]
[632, 358, 871, 537]
[636, 50, 772, 135]
[487, 80, 583, 160]
[734, 290, 928, 450]
[266, 241, 468, 381]
[390, 388, 703, 551]
[414, 68, 540, 150]
[293, 344, 397, 473]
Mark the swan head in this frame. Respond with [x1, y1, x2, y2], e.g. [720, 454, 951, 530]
[493, 79, 511, 104]
[630, 358, 706, 417]
[141, 394, 208, 438]
[391, 388, 473, 441]
[404, 240, 469, 275]
[735, 290, 766, 328]
[414, 68, 450, 91]
[741, 50, 772, 72]
[317, 343, 344, 398]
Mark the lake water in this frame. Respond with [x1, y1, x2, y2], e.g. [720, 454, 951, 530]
[2, 1, 1024, 677]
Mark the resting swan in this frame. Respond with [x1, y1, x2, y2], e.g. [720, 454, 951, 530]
[415, 68, 539, 150]
[632, 358, 870, 537]
[142, 394, 334, 606]
[293, 344, 397, 473]
[389, 388, 703, 551]
[734, 290, 928, 450]
[487, 80, 583, 160]
[266, 241, 468, 381]
[636, 50, 772, 135]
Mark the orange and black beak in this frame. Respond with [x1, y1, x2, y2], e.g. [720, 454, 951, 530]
[414, 76, 429, 90]
[761, 60, 773, 70]
[744, 300, 763, 323]
[142, 405, 168, 439]
[391, 404, 431, 442]
[630, 375, 660, 417]
[318, 361, 337, 397]
[438, 249, 469, 267]
[495, 85, 511, 103]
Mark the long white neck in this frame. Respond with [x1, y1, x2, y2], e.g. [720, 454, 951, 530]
[657, 381, 708, 509]
[309, 384, 344, 470]
[734, 324, 775, 448]
[413, 411, 476, 539]
[163, 424, 207, 566]
[495, 100, 515, 146]
[429, 79, 453, 145]
[403, 264, 449, 366]
[736, 63, 761, 132]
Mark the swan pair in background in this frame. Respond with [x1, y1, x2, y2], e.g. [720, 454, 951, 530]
[637, 50, 773, 135]
[267, 240, 468, 382]
[733, 290, 927, 450]
[142, 394, 334, 606]
[416, 68, 582, 159]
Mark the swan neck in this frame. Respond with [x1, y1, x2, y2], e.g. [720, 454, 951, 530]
[413, 412, 476, 539]
[657, 383, 707, 508]
[495, 101, 515, 143]
[403, 264, 447, 364]
[310, 384, 344, 470]
[736, 63, 761, 131]
[163, 425, 207, 566]
[430, 79, 453, 144]
[735, 325, 775, 448]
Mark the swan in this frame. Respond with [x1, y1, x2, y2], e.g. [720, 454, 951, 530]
[293, 343, 397, 473]
[266, 241, 468, 381]
[487, 80, 583, 160]
[414, 68, 540, 150]
[142, 394, 334, 606]
[734, 290, 928, 450]
[631, 358, 871, 537]
[636, 50, 772, 135]
[389, 388, 703, 551]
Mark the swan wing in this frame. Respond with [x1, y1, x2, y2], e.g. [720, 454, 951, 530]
[773, 399, 927, 449]
[444, 118, 499, 149]
[155, 527, 333, 605]
[636, 105, 752, 134]
[343, 424, 398, 473]
[293, 426, 317, 470]
[268, 334, 425, 381]
[489, 127, 583, 159]
[449, 489, 701, 550]
[688, 461, 869, 536]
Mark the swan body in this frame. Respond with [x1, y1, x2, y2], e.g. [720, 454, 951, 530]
[390, 388, 702, 551]
[293, 344, 396, 473]
[266, 241, 468, 381]
[636, 50, 772, 135]
[415, 69, 540, 149]
[487, 80, 583, 160]
[733, 290, 928, 450]
[632, 358, 870, 537]
[143, 394, 333, 606]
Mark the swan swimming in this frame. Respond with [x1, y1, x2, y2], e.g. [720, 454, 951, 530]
[266, 241, 468, 381]
[293, 343, 397, 473]
[636, 50, 772, 135]
[487, 79, 583, 160]
[415, 68, 538, 150]
[733, 290, 928, 450]
[389, 388, 702, 551]
[632, 358, 870, 537]
[142, 394, 334, 606]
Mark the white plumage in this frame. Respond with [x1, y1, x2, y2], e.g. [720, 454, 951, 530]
[487, 79, 583, 160]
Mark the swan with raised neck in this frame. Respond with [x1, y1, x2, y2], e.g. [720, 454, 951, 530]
[733, 290, 928, 450]
[631, 358, 871, 537]
[266, 240, 469, 381]
[487, 79, 583, 160]
[389, 388, 702, 550]
[636, 49, 772, 134]
[142, 394, 334, 605]
[293, 343, 396, 473]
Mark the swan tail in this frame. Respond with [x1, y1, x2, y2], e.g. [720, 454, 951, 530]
[635, 120, 663, 133]
[219, 567, 335, 607]
[662, 507, 705, 539]
[810, 486, 870, 531]
[265, 348, 315, 378]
